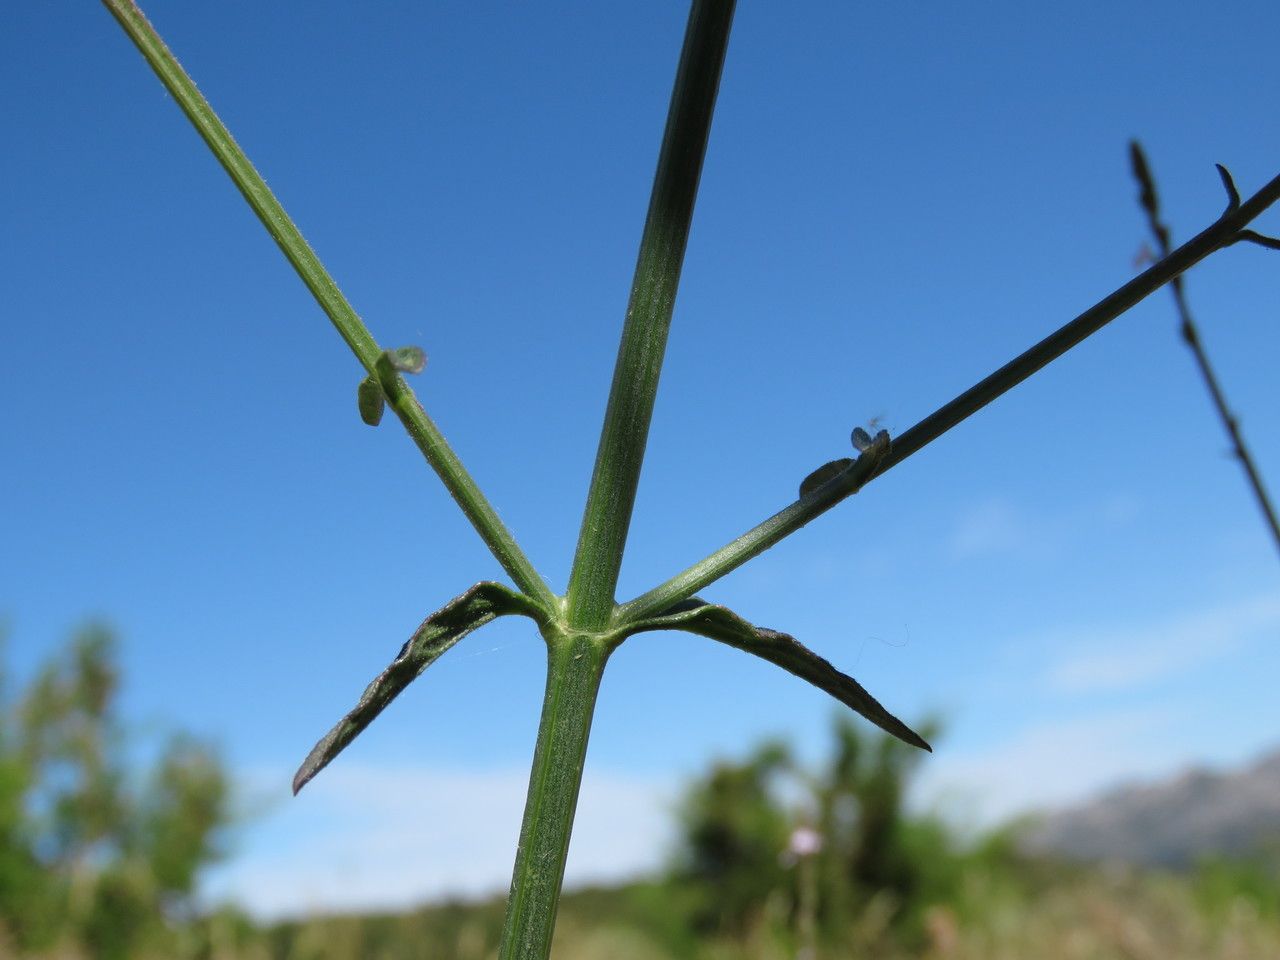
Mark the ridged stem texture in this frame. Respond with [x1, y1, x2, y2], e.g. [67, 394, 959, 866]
[100, 0, 554, 609]
[497, 632, 608, 960]
[565, 0, 737, 630]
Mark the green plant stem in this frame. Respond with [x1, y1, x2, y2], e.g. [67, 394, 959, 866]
[374, 359, 556, 610]
[102, 0, 554, 609]
[618, 447, 885, 624]
[565, 0, 737, 630]
[877, 170, 1280, 478]
[620, 172, 1280, 621]
[498, 632, 608, 960]
[101, 0, 377, 368]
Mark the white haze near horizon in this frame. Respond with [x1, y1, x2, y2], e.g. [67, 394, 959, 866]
[204, 591, 1280, 920]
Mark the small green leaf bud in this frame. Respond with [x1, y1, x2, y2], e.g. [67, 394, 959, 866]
[390, 345, 427, 374]
[357, 374, 385, 426]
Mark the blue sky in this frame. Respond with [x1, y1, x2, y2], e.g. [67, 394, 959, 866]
[4, 0, 1279, 917]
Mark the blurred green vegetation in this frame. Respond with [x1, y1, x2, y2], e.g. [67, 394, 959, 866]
[0, 626, 231, 958]
[3, 631, 1279, 958]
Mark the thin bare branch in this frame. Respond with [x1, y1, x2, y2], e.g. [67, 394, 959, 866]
[1130, 141, 1280, 560]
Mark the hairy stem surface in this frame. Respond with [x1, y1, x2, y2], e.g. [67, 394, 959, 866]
[498, 633, 608, 960]
[102, 0, 377, 366]
[622, 170, 1280, 620]
[102, 0, 554, 607]
[566, 0, 737, 629]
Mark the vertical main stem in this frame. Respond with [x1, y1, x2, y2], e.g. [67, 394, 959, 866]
[498, 633, 608, 960]
[502, 8, 735, 952]
[565, 0, 737, 630]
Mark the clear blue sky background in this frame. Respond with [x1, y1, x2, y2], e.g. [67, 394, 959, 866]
[4, 0, 1279, 917]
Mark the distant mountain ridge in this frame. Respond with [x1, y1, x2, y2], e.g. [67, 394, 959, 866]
[1023, 747, 1280, 868]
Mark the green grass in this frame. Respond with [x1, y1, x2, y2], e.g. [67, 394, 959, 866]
[159, 864, 1280, 960]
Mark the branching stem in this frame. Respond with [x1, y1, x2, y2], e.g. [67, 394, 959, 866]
[1130, 142, 1280, 560]
[100, 6, 1280, 960]
[622, 170, 1280, 620]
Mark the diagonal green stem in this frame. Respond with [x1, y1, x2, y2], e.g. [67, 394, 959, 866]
[374, 358, 557, 608]
[620, 171, 1280, 622]
[565, 0, 737, 630]
[102, 0, 377, 368]
[102, 0, 554, 609]
[876, 170, 1280, 478]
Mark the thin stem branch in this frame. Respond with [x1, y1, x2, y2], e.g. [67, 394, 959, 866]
[102, 0, 555, 608]
[878, 168, 1280, 475]
[375, 359, 557, 608]
[498, 632, 608, 960]
[102, 0, 377, 367]
[1130, 142, 1280, 559]
[565, 0, 737, 630]
[1178, 324, 1280, 557]
[618, 438, 887, 624]
[621, 168, 1280, 622]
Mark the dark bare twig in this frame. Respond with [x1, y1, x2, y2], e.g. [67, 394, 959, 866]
[1130, 140, 1280, 560]
[1235, 229, 1280, 251]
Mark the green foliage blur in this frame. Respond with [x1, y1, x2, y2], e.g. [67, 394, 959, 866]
[227, 715, 1280, 960]
[0, 625, 232, 959]
[4, 633, 1278, 959]
[673, 715, 976, 951]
